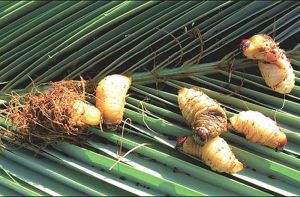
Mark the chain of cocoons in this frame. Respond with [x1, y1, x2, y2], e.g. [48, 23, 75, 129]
[177, 135, 243, 173]
[240, 34, 295, 94]
[96, 74, 131, 127]
[178, 87, 227, 143]
[230, 111, 287, 149]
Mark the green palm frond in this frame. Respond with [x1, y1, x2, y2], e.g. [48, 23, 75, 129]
[0, 1, 299, 196]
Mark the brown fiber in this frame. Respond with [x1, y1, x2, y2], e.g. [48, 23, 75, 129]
[3, 80, 91, 146]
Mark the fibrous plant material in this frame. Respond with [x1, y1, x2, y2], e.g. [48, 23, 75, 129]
[229, 110, 287, 149]
[176, 135, 243, 174]
[96, 74, 131, 128]
[178, 87, 227, 143]
[2, 80, 101, 145]
[240, 34, 295, 94]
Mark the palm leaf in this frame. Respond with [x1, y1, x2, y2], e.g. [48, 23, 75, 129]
[0, 1, 299, 196]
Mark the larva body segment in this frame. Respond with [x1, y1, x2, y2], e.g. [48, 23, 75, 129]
[72, 100, 102, 126]
[230, 111, 287, 149]
[240, 34, 295, 94]
[96, 74, 131, 126]
[258, 61, 295, 94]
[241, 34, 284, 66]
[178, 88, 227, 142]
[177, 135, 243, 174]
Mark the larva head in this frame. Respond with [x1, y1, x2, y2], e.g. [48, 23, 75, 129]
[176, 136, 187, 150]
[240, 39, 251, 52]
[240, 34, 272, 59]
[194, 127, 209, 143]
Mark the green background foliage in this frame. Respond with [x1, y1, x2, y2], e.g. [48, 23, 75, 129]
[0, 1, 299, 196]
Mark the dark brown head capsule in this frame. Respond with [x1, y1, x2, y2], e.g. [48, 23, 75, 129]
[194, 127, 209, 143]
[176, 136, 187, 148]
[240, 39, 251, 52]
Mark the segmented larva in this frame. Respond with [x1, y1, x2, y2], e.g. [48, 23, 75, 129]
[72, 100, 102, 126]
[177, 135, 243, 173]
[229, 110, 287, 149]
[258, 61, 295, 94]
[240, 34, 295, 94]
[96, 74, 131, 127]
[178, 87, 227, 142]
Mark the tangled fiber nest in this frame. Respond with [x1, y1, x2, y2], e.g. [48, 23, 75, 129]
[2, 80, 93, 146]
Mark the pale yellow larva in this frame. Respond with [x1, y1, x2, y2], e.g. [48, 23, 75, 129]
[258, 61, 295, 94]
[178, 87, 227, 142]
[230, 110, 287, 149]
[240, 34, 295, 94]
[72, 100, 102, 126]
[177, 135, 243, 174]
[96, 74, 131, 126]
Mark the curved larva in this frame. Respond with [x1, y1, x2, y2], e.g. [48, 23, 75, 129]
[178, 87, 227, 142]
[258, 61, 295, 94]
[178, 135, 243, 173]
[241, 34, 281, 64]
[72, 100, 102, 126]
[230, 111, 287, 149]
[96, 74, 131, 126]
[240, 34, 295, 94]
